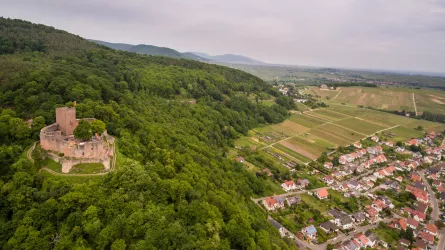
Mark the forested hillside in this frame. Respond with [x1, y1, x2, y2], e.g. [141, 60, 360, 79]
[0, 18, 296, 249]
[90, 40, 210, 62]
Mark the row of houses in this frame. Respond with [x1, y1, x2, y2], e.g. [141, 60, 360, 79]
[262, 195, 302, 211]
[333, 231, 379, 250]
[280, 179, 309, 192]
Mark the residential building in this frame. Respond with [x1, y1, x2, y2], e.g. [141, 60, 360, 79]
[316, 188, 329, 200]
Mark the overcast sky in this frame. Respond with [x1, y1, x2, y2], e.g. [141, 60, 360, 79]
[2, 0, 445, 73]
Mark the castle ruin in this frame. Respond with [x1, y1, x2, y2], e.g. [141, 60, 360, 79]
[40, 107, 112, 173]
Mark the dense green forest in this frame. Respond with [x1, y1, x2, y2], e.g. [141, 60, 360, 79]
[0, 18, 297, 249]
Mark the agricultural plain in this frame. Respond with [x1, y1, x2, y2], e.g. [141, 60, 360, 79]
[236, 103, 445, 164]
[310, 86, 445, 115]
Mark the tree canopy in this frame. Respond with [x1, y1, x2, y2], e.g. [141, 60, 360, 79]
[74, 119, 93, 140]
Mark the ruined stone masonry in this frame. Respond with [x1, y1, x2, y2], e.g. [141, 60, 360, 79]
[40, 107, 112, 173]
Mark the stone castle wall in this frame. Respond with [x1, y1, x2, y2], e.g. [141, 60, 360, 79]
[56, 107, 77, 136]
[40, 125, 108, 159]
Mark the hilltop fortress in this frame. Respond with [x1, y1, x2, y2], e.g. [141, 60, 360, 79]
[40, 106, 112, 173]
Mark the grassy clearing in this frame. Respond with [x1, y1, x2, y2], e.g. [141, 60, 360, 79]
[272, 143, 312, 163]
[288, 114, 326, 128]
[234, 137, 263, 148]
[295, 103, 311, 112]
[374, 227, 400, 245]
[42, 158, 62, 173]
[381, 126, 424, 141]
[335, 117, 387, 135]
[300, 193, 330, 213]
[70, 163, 105, 174]
[244, 161, 260, 173]
[403, 120, 445, 132]
[260, 99, 276, 107]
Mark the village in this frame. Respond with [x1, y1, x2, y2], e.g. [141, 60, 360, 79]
[249, 130, 445, 250]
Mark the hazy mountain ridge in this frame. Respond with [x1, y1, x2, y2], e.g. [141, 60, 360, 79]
[89, 39, 211, 61]
[90, 39, 264, 65]
[190, 52, 265, 65]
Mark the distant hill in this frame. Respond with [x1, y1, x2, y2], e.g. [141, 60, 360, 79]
[190, 52, 265, 65]
[89, 40, 264, 65]
[89, 39, 210, 62]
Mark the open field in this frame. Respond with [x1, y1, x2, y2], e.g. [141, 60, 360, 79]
[334, 117, 387, 135]
[237, 102, 445, 165]
[280, 136, 334, 160]
[295, 103, 311, 112]
[309, 88, 341, 100]
[273, 143, 312, 163]
[288, 114, 327, 128]
[403, 120, 445, 132]
[309, 86, 445, 115]
[42, 158, 62, 173]
[311, 87, 415, 112]
[315, 123, 365, 141]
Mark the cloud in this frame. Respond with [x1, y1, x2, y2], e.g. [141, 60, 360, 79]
[1, 0, 444, 72]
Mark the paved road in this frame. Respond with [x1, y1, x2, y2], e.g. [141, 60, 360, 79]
[437, 229, 445, 250]
[418, 169, 439, 222]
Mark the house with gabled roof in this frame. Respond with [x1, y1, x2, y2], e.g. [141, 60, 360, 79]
[351, 212, 366, 224]
[324, 162, 333, 169]
[301, 225, 317, 240]
[323, 175, 334, 185]
[263, 197, 285, 211]
[315, 188, 329, 200]
[365, 207, 378, 222]
[319, 221, 339, 233]
[281, 180, 297, 192]
[424, 223, 438, 237]
[353, 233, 369, 248]
[365, 231, 379, 247]
[418, 231, 434, 245]
[413, 239, 427, 250]
[405, 207, 427, 222]
[286, 196, 301, 206]
[371, 136, 379, 142]
[407, 218, 419, 229]
[406, 139, 419, 146]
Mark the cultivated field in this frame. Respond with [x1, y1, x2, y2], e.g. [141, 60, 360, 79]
[310, 86, 445, 115]
[236, 102, 445, 164]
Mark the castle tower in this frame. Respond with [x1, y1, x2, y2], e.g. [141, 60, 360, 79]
[56, 107, 77, 136]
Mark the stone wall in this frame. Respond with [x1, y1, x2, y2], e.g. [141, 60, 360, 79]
[40, 122, 108, 159]
[56, 107, 77, 136]
[48, 153, 110, 173]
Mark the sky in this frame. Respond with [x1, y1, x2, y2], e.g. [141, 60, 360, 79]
[2, 0, 445, 73]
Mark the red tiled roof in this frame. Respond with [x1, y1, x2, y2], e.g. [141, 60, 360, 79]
[425, 224, 438, 234]
[407, 218, 419, 228]
[317, 188, 329, 198]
